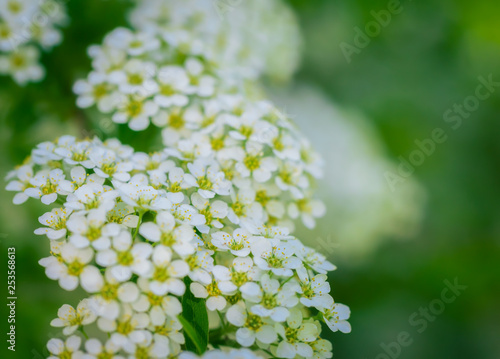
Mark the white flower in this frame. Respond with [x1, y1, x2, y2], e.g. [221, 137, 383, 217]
[190, 192, 228, 233]
[275, 162, 308, 199]
[296, 267, 333, 310]
[112, 95, 159, 131]
[106, 28, 160, 56]
[275, 309, 319, 359]
[178, 348, 265, 359]
[5, 164, 34, 204]
[185, 159, 231, 199]
[109, 58, 157, 95]
[139, 211, 196, 256]
[40, 243, 103, 292]
[289, 239, 336, 274]
[146, 245, 189, 296]
[34, 208, 72, 240]
[122, 330, 170, 359]
[184, 57, 215, 97]
[96, 230, 153, 282]
[311, 339, 333, 359]
[234, 141, 278, 183]
[211, 228, 254, 257]
[131, 151, 173, 173]
[154, 65, 190, 108]
[186, 249, 213, 285]
[251, 237, 301, 277]
[288, 197, 326, 229]
[24, 168, 68, 205]
[87, 271, 140, 320]
[0, 46, 44, 85]
[169, 202, 206, 227]
[54, 140, 94, 165]
[117, 176, 171, 210]
[97, 304, 150, 348]
[162, 166, 192, 202]
[190, 277, 231, 312]
[322, 303, 351, 334]
[58, 166, 105, 194]
[226, 302, 277, 347]
[65, 183, 117, 212]
[67, 209, 121, 250]
[133, 277, 182, 324]
[156, 108, 190, 146]
[89, 147, 133, 182]
[228, 257, 262, 298]
[82, 338, 123, 359]
[50, 299, 97, 335]
[47, 335, 83, 359]
[248, 273, 296, 322]
[73, 72, 116, 113]
[227, 187, 264, 225]
[106, 202, 140, 228]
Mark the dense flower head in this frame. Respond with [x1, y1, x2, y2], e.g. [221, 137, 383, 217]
[0, 0, 67, 84]
[129, 0, 302, 82]
[74, 26, 326, 231]
[6, 135, 350, 358]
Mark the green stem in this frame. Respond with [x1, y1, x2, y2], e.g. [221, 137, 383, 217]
[80, 326, 88, 339]
[132, 210, 145, 240]
[216, 310, 227, 334]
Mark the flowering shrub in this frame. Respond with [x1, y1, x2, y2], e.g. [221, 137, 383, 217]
[129, 0, 302, 82]
[5, 0, 350, 358]
[0, 0, 67, 85]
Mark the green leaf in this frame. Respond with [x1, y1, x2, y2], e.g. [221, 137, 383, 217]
[180, 277, 209, 354]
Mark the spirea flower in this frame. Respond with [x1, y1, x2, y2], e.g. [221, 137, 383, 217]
[7, 1, 351, 356]
[7, 135, 349, 358]
[0, 0, 67, 84]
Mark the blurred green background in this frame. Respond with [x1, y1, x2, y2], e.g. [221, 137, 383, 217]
[1, 0, 499, 358]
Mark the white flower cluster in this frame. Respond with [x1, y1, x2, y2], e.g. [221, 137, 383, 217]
[0, 0, 67, 85]
[74, 27, 325, 231]
[129, 0, 302, 82]
[6, 136, 350, 358]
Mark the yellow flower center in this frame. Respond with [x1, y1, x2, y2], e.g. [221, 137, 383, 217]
[206, 281, 221, 296]
[67, 260, 85, 276]
[210, 137, 224, 151]
[116, 318, 134, 335]
[7, 1, 22, 14]
[147, 292, 164, 307]
[198, 176, 212, 190]
[169, 113, 185, 129]
[160, 84, 175, 96]
[126, 100, 143, 117]
[243, 155, 260, 171]
[231, 201, 245, 216]
[255, 190, 270, 205]
[262, 293, 277, 309]
[153, 266, 170, 282]
[245, 314, 263, 331]
[93, 84, 109, 99]
[117, 251, 134, 266]
[231, 271, 248, 287]
[128, 73, 143, 85]
[86, 226, 102, 241]
[101, 283, 119, 301]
